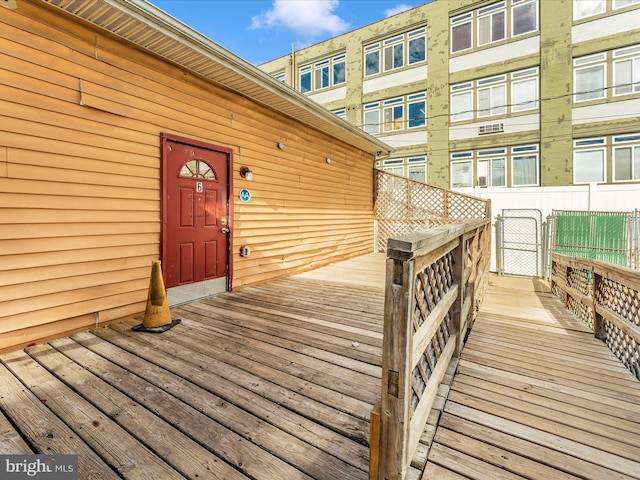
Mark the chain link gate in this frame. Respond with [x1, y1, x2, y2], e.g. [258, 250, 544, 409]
[496, 209, 543, 277]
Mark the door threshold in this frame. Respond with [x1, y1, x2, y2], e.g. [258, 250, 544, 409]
[167, 277, 228, 307]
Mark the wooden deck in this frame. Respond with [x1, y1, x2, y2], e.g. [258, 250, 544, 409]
[0, 253, 386, 480]
[424, 275, 640, 480]
[2, 254, 640, 479]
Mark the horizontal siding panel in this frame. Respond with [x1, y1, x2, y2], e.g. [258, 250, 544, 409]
[5, 162, 158, 189]
[0, 102, 159, 169]
[98, 301, 146, 324]
[0, 177, 159, 201]
[0, 245, 158, 271]
[0, 132, 158, 174]
[0, 208, 158, 224]
[0, 256, 158, 288]
[0, 192, 158, 212]
[0, 267, 149, 303]
[0, 279, 148, 322]
[0, 289, 147, 337]
[233, 248, 372, 287]
[0, 223, 159, 241]
[0, 109, 154, 159]
[0, 313, 96, 354]
[0, 234, 159, 256]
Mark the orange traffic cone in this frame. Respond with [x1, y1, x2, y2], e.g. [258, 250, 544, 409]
[133, 260, 181, 333]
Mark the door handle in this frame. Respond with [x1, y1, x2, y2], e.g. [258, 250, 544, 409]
[221, 227, 230, 234]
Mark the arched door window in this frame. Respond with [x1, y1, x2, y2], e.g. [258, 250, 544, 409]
[179, 159, 216, 180]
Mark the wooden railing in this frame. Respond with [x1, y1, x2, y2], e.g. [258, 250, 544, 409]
[551, 254, 640, 380]
[374, 170, 491, 252]
[370, 218, 491, 480]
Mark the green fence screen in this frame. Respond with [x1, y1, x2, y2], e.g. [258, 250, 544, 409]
[553, 211, 629, 266]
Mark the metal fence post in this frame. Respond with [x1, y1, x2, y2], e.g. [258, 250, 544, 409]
[495, 214, 503, 276]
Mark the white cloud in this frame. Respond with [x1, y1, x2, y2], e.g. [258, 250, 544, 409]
[250, 0, 351, 37]
[384, 4, 414, 17]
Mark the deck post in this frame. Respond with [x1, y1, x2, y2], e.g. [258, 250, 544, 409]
[379, 256, 414, 480]
[592, 269, 605, 339]
[451, 235, 465, 358]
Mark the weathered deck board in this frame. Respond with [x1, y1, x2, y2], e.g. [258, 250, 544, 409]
[3, 256, 640, 480]
[423, 275, 640, 480]
[0, 253, 385, 479]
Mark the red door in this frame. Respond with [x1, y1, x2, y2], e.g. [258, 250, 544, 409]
[163, 136, 230, 289]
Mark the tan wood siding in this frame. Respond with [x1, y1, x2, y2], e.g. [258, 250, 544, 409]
[0, 1, 376, 352]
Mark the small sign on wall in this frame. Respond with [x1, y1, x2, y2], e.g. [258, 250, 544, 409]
[239, 189, 251, 203]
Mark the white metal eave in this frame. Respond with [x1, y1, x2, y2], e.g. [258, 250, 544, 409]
[39, 0, 393, 157]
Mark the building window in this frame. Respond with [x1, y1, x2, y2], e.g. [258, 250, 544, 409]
[451, 13, 473, 53]
[382, 158, 405, 176]
[574, 138, 606, 183]
[383, 97, 404, 132]
[574, 0, 605, 19]
[450, 82, 473, 122]
[450, 68, 538, 122]
[478, 2, 506, 46]
[384, 35, 404, 71]
[512, 145, 539, 186]
[364, 28, 426, 77]
[613, 134, 640, 181]
[364, 43, 380, 77]
[574, 53, 606, 102]
[451, 0, 537, 53]
[613, 0, 640, 8]
[298, 54, 346, 93]
[451, 160, 474, 188]
[274, 72, 286, 84]
[407, 93, 427, 128]
[478, 75, 507, 117]
[363, 92, 426, 134]
[300, 65, 311, 93]
[574, 0, 639, 19]
[363, 102, 380, 134]
[512, 68, 539, 111]
[512, 0, 538, 36]
[478, 149, 506, 187]
[333, 54, 346, 85]
[408, 29, 427, 64]
[613, 45, 640, 96]
[452, 145, 538, 187]
[574, 45, 640, 102]
[333, 108, 346, 119]
[382, 156, 427, 181]
[408, 156, 427, 182]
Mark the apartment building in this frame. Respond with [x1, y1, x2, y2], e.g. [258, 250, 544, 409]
[259, 0, 640, 194]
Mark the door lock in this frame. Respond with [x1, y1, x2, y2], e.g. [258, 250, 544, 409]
[221, 227, 230, 234]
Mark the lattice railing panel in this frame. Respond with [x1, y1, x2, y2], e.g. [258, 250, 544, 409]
[568, 295, 593, 329]
[376, 220, 491, 480]
[410, 252, 454, 415]
[552, 254, 640, 380]
[597, 277, 640, 378]
[375, 170, 490, 251]
[568, 268, 591, 295]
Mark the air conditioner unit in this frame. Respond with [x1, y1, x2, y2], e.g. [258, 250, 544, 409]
[479, 123, 504, 135]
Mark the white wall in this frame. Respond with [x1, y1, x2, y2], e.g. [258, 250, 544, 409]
[454, 184, 640, 272]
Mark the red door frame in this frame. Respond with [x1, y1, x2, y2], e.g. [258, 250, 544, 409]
[160, 133, 234, 291]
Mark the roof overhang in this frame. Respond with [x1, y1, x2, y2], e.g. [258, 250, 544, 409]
[39, 0, 393, 156]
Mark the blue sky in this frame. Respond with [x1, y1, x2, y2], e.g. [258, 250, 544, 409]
[148, 0, 419, 65]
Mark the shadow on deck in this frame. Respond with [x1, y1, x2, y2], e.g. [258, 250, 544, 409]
[1, 254, 639, 479]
